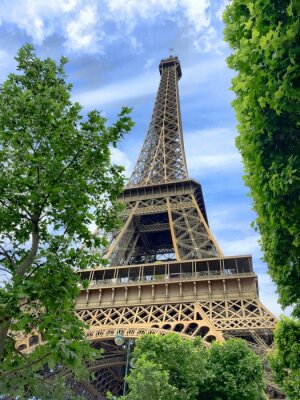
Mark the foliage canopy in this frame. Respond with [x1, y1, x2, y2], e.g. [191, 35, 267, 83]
[223, 2, 299, 398]
[118, 333, 265, 400]
[0, 44, 133, 398]
[269, 317, 300, 399]
[223, 0, 300, 316]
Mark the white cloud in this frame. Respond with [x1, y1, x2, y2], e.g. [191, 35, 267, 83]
[75, 56, 227, 108]
[74, 71, 158, 107]
[216, 0, 228, 21]
[110, 147, 133, 178]
[0, 0, 101, 53]
[0, 0, 225, 54]
[144, 58, 155, 70]
[106, 0, 180, 28]
[65, 3, 101, 52]
[1, 1, 58, 43]
[182, 0, 210, 33]
[129, 36, 143, 53]
[185, 128, 242, 175]
[61, 0, 79, 12]
[106, 0, 221, 53]
[0, 49, 16, 82]
[189, 152, 241, 170]
[193, 25, 225, 53]
[219, 234, 260, 256]
[183, 57, 226, 89]
[257, 273, 291, 317]
[208, 204, 253, 232]
[8, 1, 47, 43]
[106, 0, 210, 34]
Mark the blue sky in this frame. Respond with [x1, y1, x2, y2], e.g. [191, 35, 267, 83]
[0, 0, 287, 316]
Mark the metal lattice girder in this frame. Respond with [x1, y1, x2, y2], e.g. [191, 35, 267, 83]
[103, 187, 222, 266]
[68, 364, 124, 400]
[76, 299, 276, 335]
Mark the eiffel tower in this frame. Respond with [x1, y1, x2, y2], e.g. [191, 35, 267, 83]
[75, 55, 281, 398]
[16, 55, 280, 398]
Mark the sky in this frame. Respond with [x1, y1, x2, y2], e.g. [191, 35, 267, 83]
[0, 0, 287, 317]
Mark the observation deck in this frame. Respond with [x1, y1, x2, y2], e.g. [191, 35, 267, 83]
[75, 256, 258, 310]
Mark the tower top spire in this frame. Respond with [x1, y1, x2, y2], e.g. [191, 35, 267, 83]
[159, 55, 182, 80]
[128, 55, 186, 187]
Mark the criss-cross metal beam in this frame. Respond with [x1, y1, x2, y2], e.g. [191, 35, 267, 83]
[128, 57, 188, 186]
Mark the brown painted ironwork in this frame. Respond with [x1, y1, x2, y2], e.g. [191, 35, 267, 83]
[128, 57, 187, 187]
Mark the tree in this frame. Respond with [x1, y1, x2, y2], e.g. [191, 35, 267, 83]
[124, 333, 209, 400]
[223, 2, 299, 398]
[205, 339, 265, 400]
[223, 1, 300, 316]
[118, 333, 265, 400]
[0, 44, 134, 398]
[269, 317, 300, 399]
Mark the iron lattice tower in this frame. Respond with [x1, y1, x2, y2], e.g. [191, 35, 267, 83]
[17, 56, 281, 399]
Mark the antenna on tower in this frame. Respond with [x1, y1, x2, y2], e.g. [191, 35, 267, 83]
[169, 47, 174, 56]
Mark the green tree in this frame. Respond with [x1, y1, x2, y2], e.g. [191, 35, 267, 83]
[120, 357, 178, 400]
[223, 0, 300, 316]
[125, 333, 209, 400]
[0, 44, 133, 398]
[205, 339, 265, 400]
[269, 317, 300, 399]
[119, 334, 265, 400]
[223, 2, 300, 397]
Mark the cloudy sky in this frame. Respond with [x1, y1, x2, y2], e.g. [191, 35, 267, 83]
[0, 0, 287, 316]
